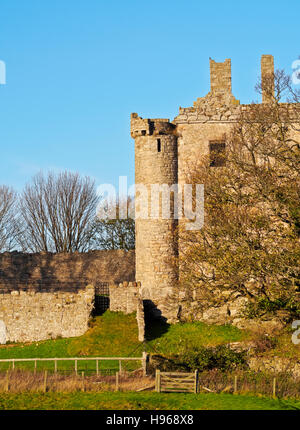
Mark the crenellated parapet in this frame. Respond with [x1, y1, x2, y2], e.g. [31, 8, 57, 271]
[131, 113, 176, 138]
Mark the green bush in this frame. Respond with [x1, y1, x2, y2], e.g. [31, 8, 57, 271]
[178, 345, 247, 372]
[150, 345, 247, 374]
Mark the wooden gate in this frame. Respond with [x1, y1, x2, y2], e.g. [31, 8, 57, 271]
[155, 370, 199, 393]
[94, 282, 110, 315]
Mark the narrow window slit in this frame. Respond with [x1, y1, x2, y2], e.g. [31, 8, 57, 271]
[157, 139, 161, 152]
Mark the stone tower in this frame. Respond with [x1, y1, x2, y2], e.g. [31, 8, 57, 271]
[131, 114, 178, 320]
[130, 55, 287, 323]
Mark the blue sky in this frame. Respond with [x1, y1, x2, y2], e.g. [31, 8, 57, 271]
[0, 0, 299, 191]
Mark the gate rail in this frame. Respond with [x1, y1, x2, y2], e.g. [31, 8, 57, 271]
[155, 370, 199, 393]
[0, 355, 146, 375]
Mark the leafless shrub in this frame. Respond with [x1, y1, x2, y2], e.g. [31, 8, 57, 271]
[0, 185, 19, 251]
[91, 197, 135, 251]
[18, 171, 98, 252]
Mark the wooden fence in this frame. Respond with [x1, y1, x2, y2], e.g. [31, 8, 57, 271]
[0, 354, 147, 376]
[155, 370, 199, 393]
[155, 370, 282, 398]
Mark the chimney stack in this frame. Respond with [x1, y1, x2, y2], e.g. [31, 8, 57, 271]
[261, 55, 274, 103]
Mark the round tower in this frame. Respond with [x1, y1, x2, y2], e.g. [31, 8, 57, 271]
[131, 113, 178, 321]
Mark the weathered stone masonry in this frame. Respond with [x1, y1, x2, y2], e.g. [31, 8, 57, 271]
[131, 54, 300, 323]
[2, 54, 298, 343]
[0, 250, 135, 343]
[0, 286, 94, 343]
[109, 281, 145, 341]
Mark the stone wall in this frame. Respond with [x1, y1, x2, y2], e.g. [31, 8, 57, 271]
[109, 281, 140, 314]
[0, 250, 135, 291]
[109, 281, 145, 342]
[0, 285, 94, 343]
[0, 250, 135, 343]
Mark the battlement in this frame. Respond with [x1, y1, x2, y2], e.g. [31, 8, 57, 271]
[210, 58, 232, 95]
[131, 113, 176, 137]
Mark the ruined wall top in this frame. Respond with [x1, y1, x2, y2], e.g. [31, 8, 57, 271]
[261, 54, 275, 103]
[0, 250, 135, 292]
[210, 58, 232, 95]
[174, 56, 276, 124]
[190, 57, 240, 115]
[131, 113, 176, 138]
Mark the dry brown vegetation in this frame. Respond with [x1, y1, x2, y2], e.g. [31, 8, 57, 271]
[0, 369, 154, 393]
[198, 369, 300, 399]
[0, 368, 299, 399]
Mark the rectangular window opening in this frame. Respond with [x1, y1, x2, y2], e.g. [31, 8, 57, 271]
[209, 141, 226, 167]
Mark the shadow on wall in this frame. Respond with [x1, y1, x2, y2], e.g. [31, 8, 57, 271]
[0, 250, 135, 295]
[143, 299, 170, 341]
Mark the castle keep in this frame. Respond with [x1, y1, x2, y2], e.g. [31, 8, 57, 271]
[131, 55, 281, 321]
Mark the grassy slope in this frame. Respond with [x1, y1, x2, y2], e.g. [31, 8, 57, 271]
[0, 312, 298, 409]
[0, 311, 250, 359]
[0, 311, 251, 372]
[147, 319, 249, 354]
[0, 392, 298, 410]
[0, 312, 142, 372]
[0, 312, 140, 359]
[0, 310, 298, 370]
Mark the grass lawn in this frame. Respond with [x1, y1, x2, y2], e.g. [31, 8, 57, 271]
[0, 392, 298, 410]
[147, 319, 250, 354]
[0, 312, 142, 373]
[0, 311, 251, 373]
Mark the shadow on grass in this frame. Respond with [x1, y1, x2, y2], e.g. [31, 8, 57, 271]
[143, 300, 170, 342]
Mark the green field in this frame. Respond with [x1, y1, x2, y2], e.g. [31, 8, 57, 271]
[0, 391, 298, 410]
[0, 311, 299, 410]
[0, 311, 250, 373]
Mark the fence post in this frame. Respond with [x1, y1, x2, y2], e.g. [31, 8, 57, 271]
[142, 352, 148, 376]
[96, 360, 99, 376]
[115, 371, 119, 392]
[43, 370, 47, 393]
[54, 359, 57, 374]
[12, 360, 15, 371]
[34, 360, 37, 375]
[234, 375, 238, 394]
[5, 370, 9, 392]
[75, 359, 78, 375]
[273, 377, 276, 399]
[194, 369, 199, 394]
[81, 371, 85, 392]
[119, 360, 122, 375]
[156, 370, 161, 393]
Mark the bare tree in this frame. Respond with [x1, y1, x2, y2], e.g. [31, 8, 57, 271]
[91, 197, 135, 250]
[0, 185, 19, 251]
[18, 171, 98, 252]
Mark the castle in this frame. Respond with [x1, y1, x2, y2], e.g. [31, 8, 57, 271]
[131, 54, 283, 321]
[0, 55, 297, 343]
